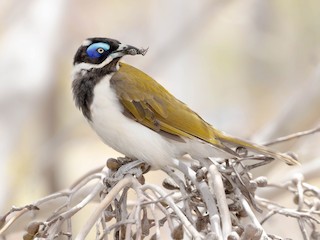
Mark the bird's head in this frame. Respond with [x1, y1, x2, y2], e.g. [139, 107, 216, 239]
[71, 37, 147, 120]
[73, 37, 147, 77]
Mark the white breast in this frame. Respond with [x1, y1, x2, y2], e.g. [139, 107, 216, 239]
[89, 75, 178, 169]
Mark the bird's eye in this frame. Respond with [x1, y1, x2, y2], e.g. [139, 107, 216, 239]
[97, 48, 104, 54]
[86, 42, 110, 59]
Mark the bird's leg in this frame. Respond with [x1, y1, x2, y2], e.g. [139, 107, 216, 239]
[104, 157, 150, 187]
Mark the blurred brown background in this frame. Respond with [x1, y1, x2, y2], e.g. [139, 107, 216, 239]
[0, 0, 320, 237]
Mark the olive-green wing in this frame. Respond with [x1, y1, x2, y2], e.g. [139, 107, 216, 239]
[110, 63, 230, 150]
[109, 63, 299, 165]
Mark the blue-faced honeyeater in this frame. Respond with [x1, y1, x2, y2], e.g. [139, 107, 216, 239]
[72, 37, 298, 169]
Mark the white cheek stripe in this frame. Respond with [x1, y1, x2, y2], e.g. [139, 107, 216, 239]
[75, 56, 113, 71]
[72, 54, 121, 79]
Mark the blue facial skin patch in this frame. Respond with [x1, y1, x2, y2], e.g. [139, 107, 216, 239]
[86, 42, 110, 58]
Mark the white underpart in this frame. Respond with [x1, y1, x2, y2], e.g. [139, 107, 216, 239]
[89, 75, 178, 168]
[88, 75, 231, 169]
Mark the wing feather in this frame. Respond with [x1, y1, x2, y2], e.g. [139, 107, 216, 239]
[109, 62, 298, 165]
[110, 63, 215, 140]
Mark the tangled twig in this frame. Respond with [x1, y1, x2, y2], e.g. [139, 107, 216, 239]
[1, 127, 320, 239]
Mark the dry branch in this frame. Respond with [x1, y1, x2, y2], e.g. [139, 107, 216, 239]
[1, 127, 320, 239]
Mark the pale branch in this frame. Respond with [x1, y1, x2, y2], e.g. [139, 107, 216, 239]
[141, 183, 203, 240]
[1, 130, 320, 239]
[208, 164, 232, 239]
[169, 159, 223, 239]
[75, 175, 133, 240]
[262, 125, 320, 146]
[235, 188, 268, 239]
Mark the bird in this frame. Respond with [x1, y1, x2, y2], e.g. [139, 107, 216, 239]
[72, 37, 298, 169]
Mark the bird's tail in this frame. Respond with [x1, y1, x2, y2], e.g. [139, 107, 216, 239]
[215, 131, 299, 165]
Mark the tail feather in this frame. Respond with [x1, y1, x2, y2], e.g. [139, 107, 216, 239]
[216, 132, 299, 165]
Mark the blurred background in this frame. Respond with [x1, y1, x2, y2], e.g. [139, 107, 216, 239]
[0, 0, 320, 238]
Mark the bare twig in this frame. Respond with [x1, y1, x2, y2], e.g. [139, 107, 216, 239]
[262, 125, 320, 146]
[208, 164, 232, 239]
[169, 160, 223, 239]
[140, 183, 203, 239]
[1, 127, 320, 239]
[75, 175, 133, 240]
